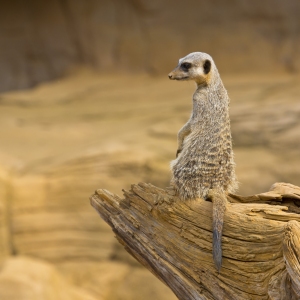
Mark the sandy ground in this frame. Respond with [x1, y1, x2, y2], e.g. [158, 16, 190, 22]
[0, 69, 300, 299]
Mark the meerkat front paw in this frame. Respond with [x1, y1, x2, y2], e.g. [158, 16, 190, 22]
[176, 149, 182, 158]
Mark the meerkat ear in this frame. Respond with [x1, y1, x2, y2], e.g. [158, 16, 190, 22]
[203, 60, 211, 74]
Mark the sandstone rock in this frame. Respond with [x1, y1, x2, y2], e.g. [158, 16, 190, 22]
[0, 169, 10, 258]
[0, 256, 97, 300]
[58, 261, 177, 300]
[1, 1, 300, 91]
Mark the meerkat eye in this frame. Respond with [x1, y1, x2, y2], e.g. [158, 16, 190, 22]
[203, 60, 211, 74]
[180, 62, 192, 71]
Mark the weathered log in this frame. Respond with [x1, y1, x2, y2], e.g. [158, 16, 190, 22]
[90, 182, 300, 300]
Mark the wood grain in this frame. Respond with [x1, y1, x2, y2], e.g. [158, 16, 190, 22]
[91, 182, 300, 300]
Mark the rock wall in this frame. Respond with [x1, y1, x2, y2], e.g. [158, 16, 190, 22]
[0, 171, 10, 258]
[0, 257, 98, 300]
[1, 0, 300, 92]
[0, 70, 300, 299]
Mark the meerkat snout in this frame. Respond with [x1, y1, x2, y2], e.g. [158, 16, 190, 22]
[168, 62, 191, 81]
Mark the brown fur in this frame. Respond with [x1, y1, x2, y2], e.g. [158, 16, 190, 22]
[168, 52, 238, 271]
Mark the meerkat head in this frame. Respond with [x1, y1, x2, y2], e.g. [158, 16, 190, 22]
[168, 52, 214, 86]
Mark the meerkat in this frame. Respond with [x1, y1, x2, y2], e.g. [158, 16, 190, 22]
[168, 52, 238, 272]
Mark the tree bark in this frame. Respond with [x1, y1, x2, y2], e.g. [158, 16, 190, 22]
[90, 182, 300, 300]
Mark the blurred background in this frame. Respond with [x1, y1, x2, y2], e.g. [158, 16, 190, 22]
[0, 0, 300, 299]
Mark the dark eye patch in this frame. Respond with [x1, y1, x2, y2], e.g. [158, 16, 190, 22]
[180, 62, 192, 71]
[203, 60, 211, 74]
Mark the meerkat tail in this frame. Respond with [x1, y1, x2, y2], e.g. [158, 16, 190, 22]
[209, 189, 227, 272]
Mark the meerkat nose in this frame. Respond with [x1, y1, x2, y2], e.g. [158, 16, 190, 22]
[168, 73, 173, 79]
